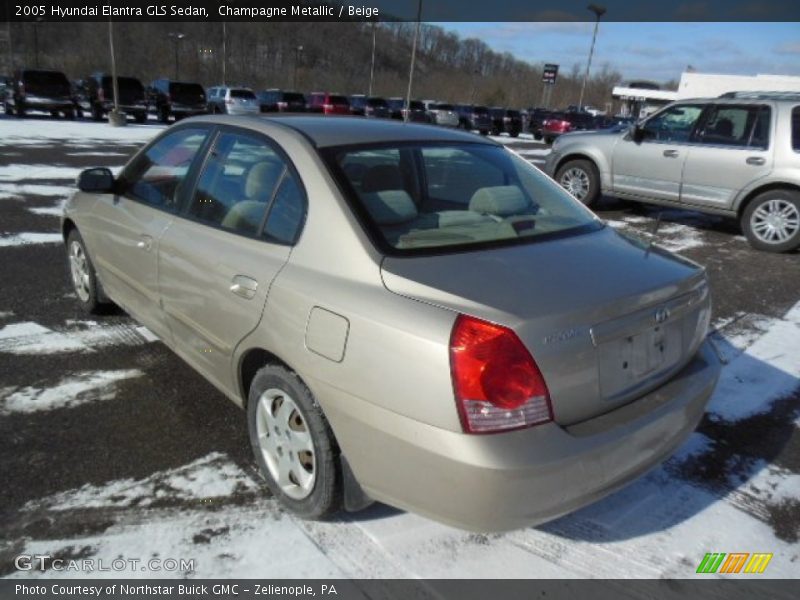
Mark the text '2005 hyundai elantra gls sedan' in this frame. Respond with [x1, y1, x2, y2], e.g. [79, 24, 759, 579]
[63, 116, 720, 531]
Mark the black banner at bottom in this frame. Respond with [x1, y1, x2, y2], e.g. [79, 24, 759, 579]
[1, 579, 797, 600]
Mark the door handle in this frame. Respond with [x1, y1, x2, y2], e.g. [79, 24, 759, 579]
[136, 235, 153, 251]
[663, 149, 679, 158]
[230, 275, 258, 300]
[746, 157, 766, 166]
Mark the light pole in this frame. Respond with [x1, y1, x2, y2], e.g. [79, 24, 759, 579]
[222, 21, 227, 84]
[107, 19, 125, 127]
[368, 22, 377, 96]
[33, 17, 43, 68]
[578, 3, 605, 111]
[293, 45, 303, 90]
[404, 0, 423, 123]
[168, 32, 186, 80]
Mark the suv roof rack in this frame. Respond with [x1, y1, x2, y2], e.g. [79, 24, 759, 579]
[718, 91, 800, 100]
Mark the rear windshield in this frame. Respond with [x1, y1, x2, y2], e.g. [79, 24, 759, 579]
[102, 76, 143, 93]
[329, 95, 349, 105]
[231, 89, 256, 99]
[436, 104, 454, 111]
[283, 92, 305, 103]
[23, 70, 69, 87]
[169, 82, 205, 98]
[507, 110, 521, 118]
[473, 106, 489, 115]
[387, 98, 404, 109]
[326, 143, 599, 254]
[368, 97, 388, 107]
[490, 108, 505, 117]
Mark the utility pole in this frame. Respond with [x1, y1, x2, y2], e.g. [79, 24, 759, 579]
[108, 20, 125, 126]
[368, 22, 377, 96]
[293, 45, 303, 90]
[168, 32, 186, 80]
[404, 0, 422, 123]
[578, 4, 606, 111]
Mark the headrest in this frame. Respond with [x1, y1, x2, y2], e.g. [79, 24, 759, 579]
[362, 190, 418, 225]
[469, 186, 529, 216]
[245, 161, 282, 200]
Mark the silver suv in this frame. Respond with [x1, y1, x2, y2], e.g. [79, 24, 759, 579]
[545, 95, 800, 252]
[206, 86, 260, 116]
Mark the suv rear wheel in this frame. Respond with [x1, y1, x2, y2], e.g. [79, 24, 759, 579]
[555, 159, 600, 207]
[741, 189, 800, 253]
[247, 364, 342, 519]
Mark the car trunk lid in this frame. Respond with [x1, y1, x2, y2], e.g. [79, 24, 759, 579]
[380, 227, 710, 425]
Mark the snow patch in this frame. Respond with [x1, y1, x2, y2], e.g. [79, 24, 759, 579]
[1, 369, 142, 414]
[28, 199, 67, 217]
[0, 320, 156, 355]
[0, 232, 63, 247]
[0, 183, 75, 199]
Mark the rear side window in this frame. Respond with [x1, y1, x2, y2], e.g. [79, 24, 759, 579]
[186, 132, 305, 243]
[124, 128, 209, 210]
[698, 105, 770, 148]
[792, 107, 800, 152]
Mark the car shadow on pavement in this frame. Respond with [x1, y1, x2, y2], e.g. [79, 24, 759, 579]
[539, 336, 799, 544]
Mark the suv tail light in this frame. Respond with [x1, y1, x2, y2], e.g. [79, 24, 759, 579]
[277, 101, 287, 110]
[450, 315, 552, 434]
[323, 103, 333, 113]
[97, 87, 104, 102]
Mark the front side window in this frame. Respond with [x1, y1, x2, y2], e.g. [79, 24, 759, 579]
[642, 104, 704, 143]
[328, 143, 600, 253]
[698, 105, 771, 148]
[186, 131, 304, 242]
[123, 127, 209, 210]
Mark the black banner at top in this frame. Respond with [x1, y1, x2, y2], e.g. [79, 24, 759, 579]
[2, 0, 800, 22]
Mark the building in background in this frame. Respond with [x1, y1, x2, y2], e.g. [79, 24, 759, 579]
[613, 72, 800, 120]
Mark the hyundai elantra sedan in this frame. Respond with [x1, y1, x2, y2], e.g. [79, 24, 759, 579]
[63, 116, 720, 531]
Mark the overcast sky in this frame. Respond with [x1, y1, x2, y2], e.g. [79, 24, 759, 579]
[442, 22, 800, 84]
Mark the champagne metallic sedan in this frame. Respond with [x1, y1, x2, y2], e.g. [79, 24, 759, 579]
[63, 116, 720, 531]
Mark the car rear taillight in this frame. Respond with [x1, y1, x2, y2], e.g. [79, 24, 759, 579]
[277, 101, 287, 110]
[97, 87, 104, 102]
[323, 103, 333, 112]
[450, 315, 552, 434]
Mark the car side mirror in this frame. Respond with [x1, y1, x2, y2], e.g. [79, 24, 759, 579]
[77, 167, 115, 193]
[631, 124, 646, 143]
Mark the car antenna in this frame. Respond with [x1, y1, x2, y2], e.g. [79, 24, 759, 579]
[645, 212, 662, 256]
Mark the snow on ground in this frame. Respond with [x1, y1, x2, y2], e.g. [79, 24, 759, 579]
[0, 232, 63, 247]
[0, 165, 89, 182]
[0, 369, 143, 414]
[0, 320, 156, 355]
[0, 183, 76, 199]
[0, 119, 164, 147]
[7, 302, 799, 579]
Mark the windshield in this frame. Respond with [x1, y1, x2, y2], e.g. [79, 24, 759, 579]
[327, 143, 600, 254]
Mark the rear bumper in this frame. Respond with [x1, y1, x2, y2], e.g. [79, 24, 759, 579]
[19, 96, 73, 111]
[318, 340, 720, 532]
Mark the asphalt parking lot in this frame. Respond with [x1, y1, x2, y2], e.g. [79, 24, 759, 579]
[0, 115, 798, 579]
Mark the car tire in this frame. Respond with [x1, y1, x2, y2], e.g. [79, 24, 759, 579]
[555, 159, 601, 207]
[741, 189, 800, 253]
[65, 109, 76, 120]
[510, 131, 519, 138]
[91, 104, 103, 121]
[66, 229, 105, 314]
[247, 364, 342, 519]
[134, 111, 146, 124]
[15, 102, 25, 117]
[544, 136, 554, 145]
[158, 106, 170, 123]
[533, 132, 543, 141]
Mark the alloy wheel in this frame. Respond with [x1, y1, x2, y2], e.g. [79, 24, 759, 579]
[750, 199, 800, 244]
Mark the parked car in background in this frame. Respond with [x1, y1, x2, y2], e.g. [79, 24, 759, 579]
[428, 103, 459, 128]
[488, 107, 506, 136]
[364, 96, 391, 119]
[454, 104, 491, 135]
[387, 97, 405, 119]
[402, 99, 430, 123]
[4, 68, 75, 119]
[148, 79, 206, 123]
[349, 94, 368, 116]
[257, 89, 306, 113]
[0, 75, 9, 101]
[64, 115, 719, 532]
[541, 111, 597, 144]
[76, 73, 148, 123]
[206, 86, 259, 115]
[308, 92, 350, 115]
[503, 109, 524, 137]
[545, 96, 800, 252]
[527, 108, 554, 140]
[489, 107, 523, 137]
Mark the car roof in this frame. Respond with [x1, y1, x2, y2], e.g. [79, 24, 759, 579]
[677, 96, 800, 106]
[189, 115, 499, 148]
